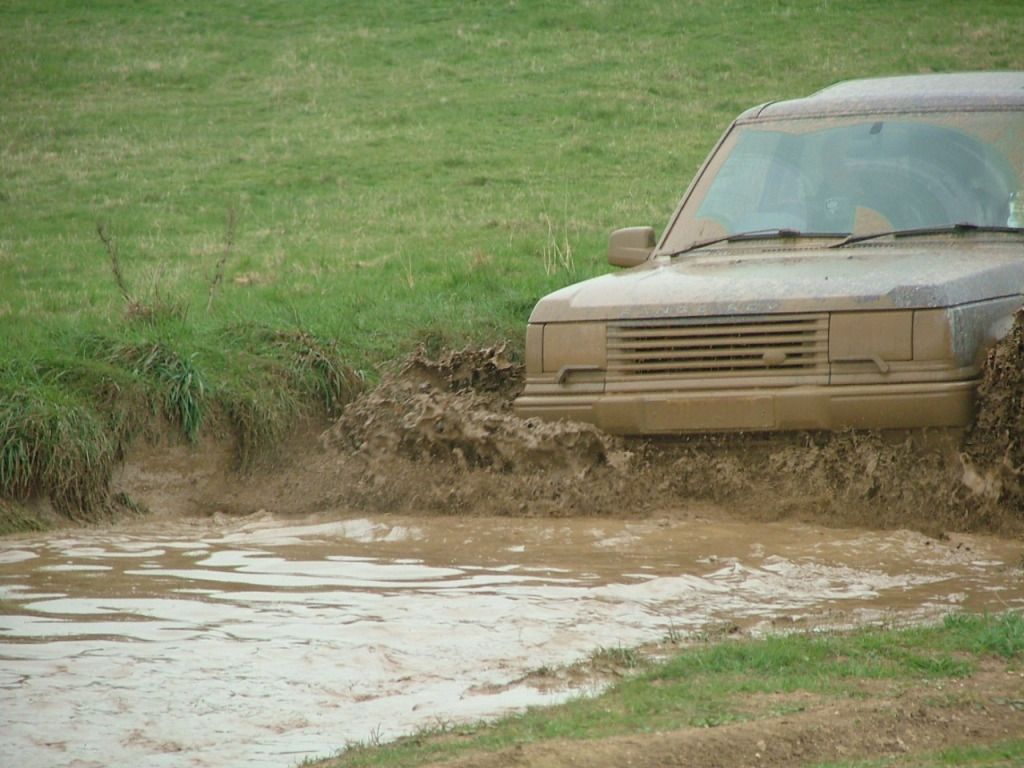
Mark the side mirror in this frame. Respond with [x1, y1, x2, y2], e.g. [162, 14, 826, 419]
[608, 226, 656, 268]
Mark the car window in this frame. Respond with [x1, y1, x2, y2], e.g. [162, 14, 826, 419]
[665, 111, 1023, 251]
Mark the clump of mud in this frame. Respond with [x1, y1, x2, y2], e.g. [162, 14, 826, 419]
[329, 346, 606, 473]
[960, 307, 1024, 509]
[327, 344, 614, 473]
[312, 334, 1023, 533]
[321, 345, 628, 517]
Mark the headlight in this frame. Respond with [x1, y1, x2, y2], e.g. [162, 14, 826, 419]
[542, 322, 607, 376]
[912, 309, 954, 361]
[829, 311, 912, 370]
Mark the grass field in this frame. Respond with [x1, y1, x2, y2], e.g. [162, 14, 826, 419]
[3, 0, 1024, 517]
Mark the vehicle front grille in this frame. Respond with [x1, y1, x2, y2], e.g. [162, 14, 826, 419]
[606, 313, 829, 381]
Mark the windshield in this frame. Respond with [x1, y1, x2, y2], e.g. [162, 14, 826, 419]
[661, 111, 1024, 253]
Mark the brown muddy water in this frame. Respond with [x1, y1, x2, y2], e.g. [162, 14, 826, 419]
[2, 512, 1023, 768]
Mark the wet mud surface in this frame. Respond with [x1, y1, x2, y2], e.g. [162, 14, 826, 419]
[2, 512, 1023, 767]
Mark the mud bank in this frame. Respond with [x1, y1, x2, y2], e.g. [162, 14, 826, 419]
[109, 321, 1024, 535]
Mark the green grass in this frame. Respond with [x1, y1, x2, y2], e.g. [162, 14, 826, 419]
[4, 1, 1024, 518]
[314, 612, 1024, 768]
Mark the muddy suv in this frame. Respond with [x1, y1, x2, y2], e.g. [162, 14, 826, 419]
[514, 72, 1024, 434]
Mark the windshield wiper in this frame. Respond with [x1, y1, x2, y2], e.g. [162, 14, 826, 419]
[829, 222, 1024, 249]
[667, 228, 847, 258]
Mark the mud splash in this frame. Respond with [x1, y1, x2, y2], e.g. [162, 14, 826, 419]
[961, 306, 1024, 508]
[2, 512, 1022, 768]
[303, 334, 1024, 534]
[330, 345, 612, 476]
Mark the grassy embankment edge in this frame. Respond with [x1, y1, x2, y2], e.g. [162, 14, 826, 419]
[0, 238, 365, 532]
[0, 323, 363, 532]
[307, 612, 1024, 768]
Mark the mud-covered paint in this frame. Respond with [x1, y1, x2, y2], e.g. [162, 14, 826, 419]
[948, 295, 1024, 367]
[530, 241, 1024, 322]
[753, 72, 1024, 121]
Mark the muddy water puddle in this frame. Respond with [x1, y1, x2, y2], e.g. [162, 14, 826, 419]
[2, 513, 1023, 768]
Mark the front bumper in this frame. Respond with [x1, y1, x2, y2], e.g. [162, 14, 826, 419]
[513, 379, 977, 434]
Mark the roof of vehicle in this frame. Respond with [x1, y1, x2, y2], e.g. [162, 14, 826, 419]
[742, 72, 1024, 121]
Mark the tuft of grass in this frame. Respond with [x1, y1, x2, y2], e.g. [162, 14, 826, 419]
[78, 334, 207, 442]
[587, 644, 646, 671]
[939, 611, 1024, 660]
[214, 372, 299, 470]
[5, 351, 155, 518]
[0, 381, 117, 516]
[267, 328, 365, 417]
[211, 323, 364, 467]
[652, 627, 976, 690]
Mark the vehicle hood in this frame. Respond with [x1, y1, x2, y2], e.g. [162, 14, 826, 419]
[529, 241, 1024, 322]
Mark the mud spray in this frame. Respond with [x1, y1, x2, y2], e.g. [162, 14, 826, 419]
[308, 310, 1024, 536]
[112, 312, 1024, 535]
